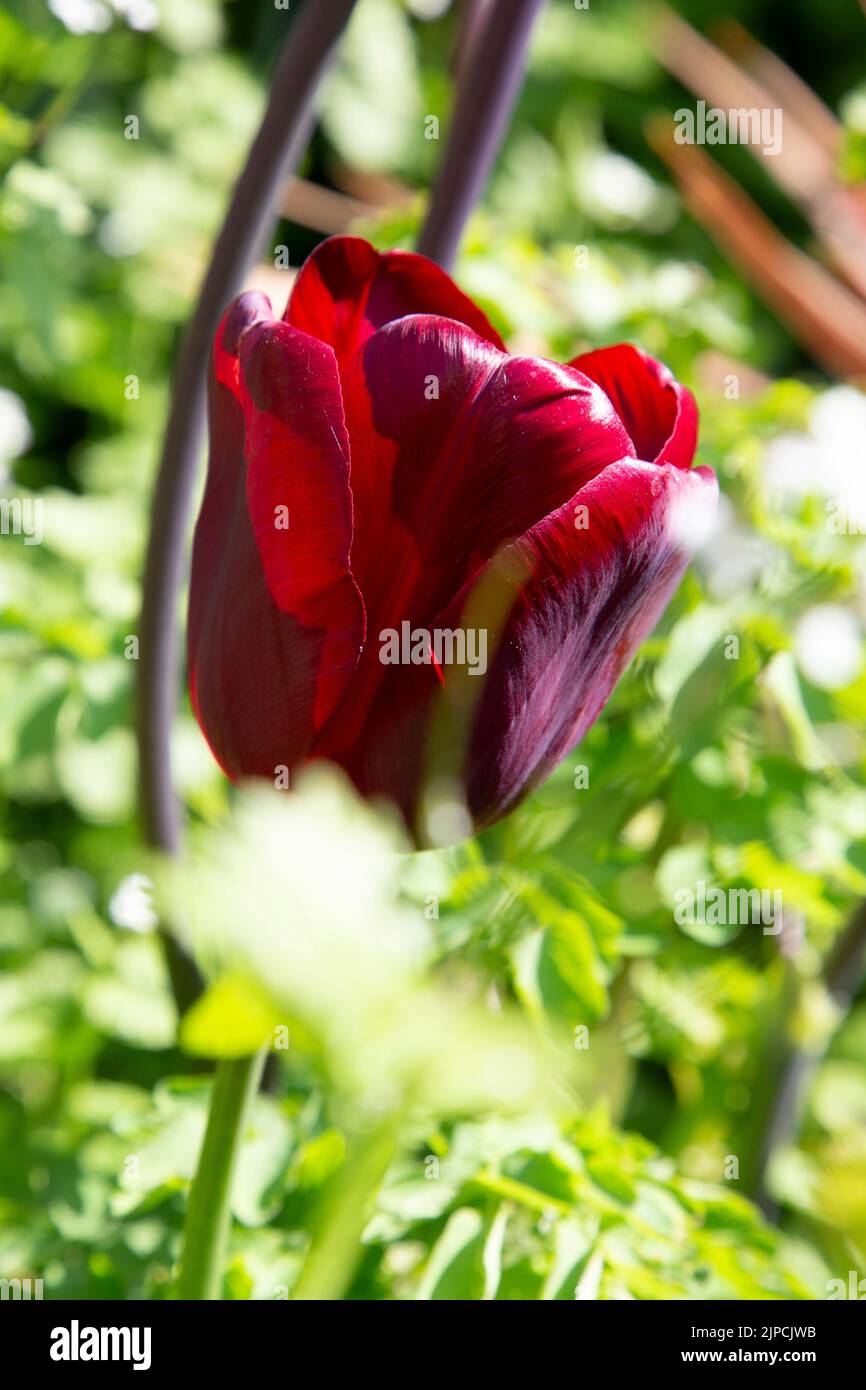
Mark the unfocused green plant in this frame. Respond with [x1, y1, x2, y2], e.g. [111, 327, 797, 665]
[0, 0, 864, 1299]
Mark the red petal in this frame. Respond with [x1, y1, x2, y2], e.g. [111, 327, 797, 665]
[341, 315, 635, 634]
[315, 315, 635, 779]
[187, 294, 364, 780]
[285, 234, 505, 365]
[570, 344, 698, 469]
[464, 459, 718, 828]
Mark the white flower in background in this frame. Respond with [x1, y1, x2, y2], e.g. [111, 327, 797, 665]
[795, 605, 864, 691]
[98, 209, 145, 259]
[109, 873, 158, 933]
[651, 261, 706, 310]
[670, 490, 772, 598]
[763, 385, 866, 518]
[576, 151, 678, 233]
[668, 478, 723, 552]
[840, 87, 866, 135]
[158, 771, 550, 1116]
[164, 771, 424, 1037]
[49, 0, 111, 32]
[0, 389, 33, 482]
[49, 0, 158, 34]
[112, 0, 158, 31]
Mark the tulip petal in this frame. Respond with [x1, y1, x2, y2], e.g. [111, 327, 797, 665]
[464, 459, 718, 828]
[315, 314, 636, 761]
[285, 234, 506, 363]
[323, 460, 716, 836]
[570, 344, 698, 469]
[188, 294, 364, 780]
[341, 314, 636, 637]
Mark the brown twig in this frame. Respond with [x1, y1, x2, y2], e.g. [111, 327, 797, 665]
[649, 117, 866, 381]
[651, 6, 866, 302]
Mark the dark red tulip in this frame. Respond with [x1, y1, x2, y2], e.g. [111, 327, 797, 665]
[188, 235, 716, 838]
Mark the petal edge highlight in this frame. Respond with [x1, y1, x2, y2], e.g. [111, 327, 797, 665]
[570, 344, 698, 469]
[187, 299, 365, 780]
[465, 459, 718, 828]
[285, 234, 506, 364]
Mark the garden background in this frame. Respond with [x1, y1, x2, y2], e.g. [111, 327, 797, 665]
[1, 0, 866, 1300]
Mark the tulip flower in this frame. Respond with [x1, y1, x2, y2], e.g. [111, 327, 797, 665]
[188, 235, 716, 838]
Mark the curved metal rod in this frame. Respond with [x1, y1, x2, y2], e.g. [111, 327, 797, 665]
[137, 0, 358, 863]
[417, 0, 546, 270]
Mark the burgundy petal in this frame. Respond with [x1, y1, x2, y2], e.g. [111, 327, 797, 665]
[188, 239, 714, 841]
[570, 344, 698, 469]
[187, 294, 364, 781]
[285, 234, 506, 366]
[315, 314, 635, 762]
[341, 315, 635, 630]
[463, 459, 718, 829]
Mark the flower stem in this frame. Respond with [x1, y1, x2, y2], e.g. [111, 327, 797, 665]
[417, 0, 547, 270]
[177, 1050, 267, 1300]
[291, 1120, 397, 1301]
[137, 0, 358, 862]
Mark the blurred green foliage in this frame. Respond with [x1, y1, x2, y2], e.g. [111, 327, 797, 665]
[1, 0, 865, 1300]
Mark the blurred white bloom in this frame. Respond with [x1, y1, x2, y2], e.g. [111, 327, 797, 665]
[840, 87, 866, 135]
[49, 0, 158, 34]
[763, 386, 866, 518]
[165, 770, 424, 1036]
[764, 432, 818, 496]
[795, 605, 864, 690]
[667, 480, 722, 552]
[0, 390, 33, 469]
[160, 770, 552, 1117]
[98, 209, 145, 258]
[109, 873, 158, 933]
[420, 779, 472, 847]
[49, 0, 111, 33]
[571, 276, 624, 333]
[650, 261, 705, 311]
[677, 491, 775, 599]
[7, 163, 92, 236]
[577, 152, 677, 232]
[700, 531, 773, 599]
[112, 0, 158, 31]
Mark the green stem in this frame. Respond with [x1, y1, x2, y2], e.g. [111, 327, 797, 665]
[177, 1050, 267, 1300]
[291, 1121, 397, 1301]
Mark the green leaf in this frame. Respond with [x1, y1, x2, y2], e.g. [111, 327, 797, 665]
[180, 973, 283, 1059]
[511, 908, 608, 1029]
[417, 1208, 488, 1301]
